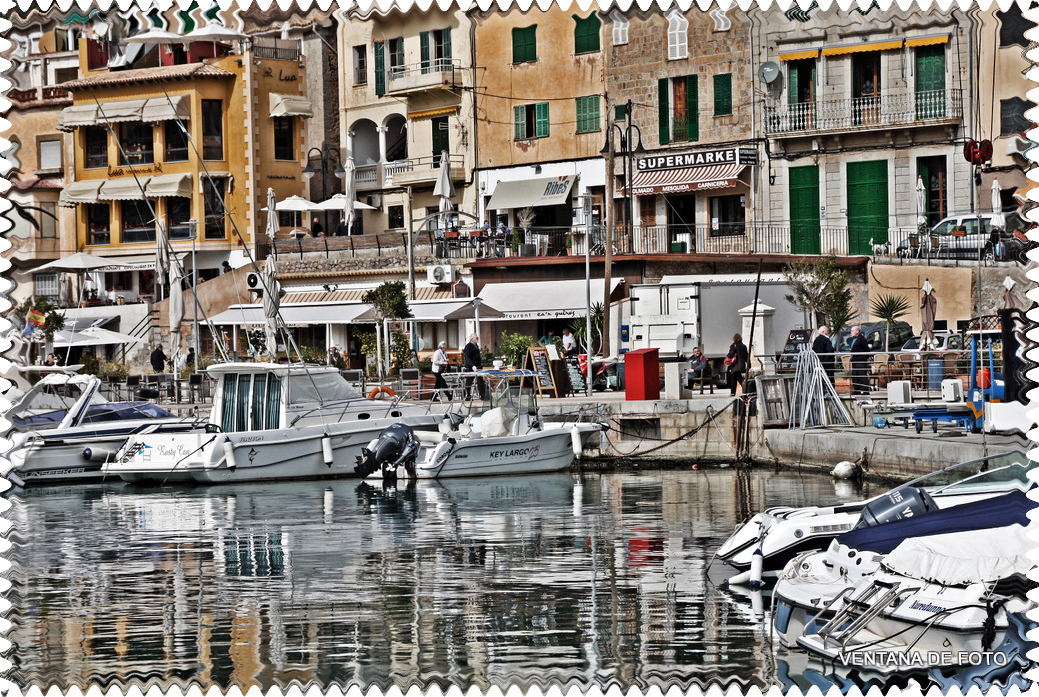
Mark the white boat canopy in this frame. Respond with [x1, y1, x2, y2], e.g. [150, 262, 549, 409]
[882, 524, 1032, 586]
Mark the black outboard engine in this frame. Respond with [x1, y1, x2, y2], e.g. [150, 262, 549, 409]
[355, 423, 419, 482]
[854, 486, 938, 529]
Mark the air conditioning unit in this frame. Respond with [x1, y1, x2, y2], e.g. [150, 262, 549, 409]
[941, 378, 963, 403]
[427, 264, 455, 284]
[246, 272, 261, 289]
[366, 194, 382, 209]
[887, 380, 912, 406]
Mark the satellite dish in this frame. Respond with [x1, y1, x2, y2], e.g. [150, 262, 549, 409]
[758, 61, 781, 84]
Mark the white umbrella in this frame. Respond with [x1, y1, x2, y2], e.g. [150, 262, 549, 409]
[168, 260, 185, 363]
[34, 252, 121, 273]
[125, 29, 189, 44]
[915, 175, 927, 228]
[262, 257, 281, 358]
[265, 188, 278, 244]
[342, 156, 357, 235]
[314, 193, 376, 210]
[433, 151, 455, 230]
[991, 178, 1006, 230]
[156, 220, 170, 292]
[55, 326, 144, 348]
[271, 195, 317, 211]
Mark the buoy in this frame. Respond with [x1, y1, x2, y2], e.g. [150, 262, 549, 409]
[321, 435, 334, 466]
[7, 472, 25, 489]
[222, 440, 237, 470]
[728, 570, 751, 586]
[748, 546, 764, 588]
[368, 385, 396, 400]
[571, 426, 583, 457]
[82, 447, 117, 463]
[831, 460, 861, 479]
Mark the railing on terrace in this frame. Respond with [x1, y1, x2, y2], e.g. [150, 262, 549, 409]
[765, 89, 962, 135]
[391, 153, 463, 174]
[386, 59, 462, 88]
[7, 86, 71, 104]
[251, 37, 301, 62]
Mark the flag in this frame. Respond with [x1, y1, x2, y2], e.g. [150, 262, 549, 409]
[27, 309, 46, 327]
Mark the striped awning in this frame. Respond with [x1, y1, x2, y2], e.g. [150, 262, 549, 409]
[142, 94, 190, 122]
[98, 177, 151, 201]
[778, 48, 820, 62]
[408, 105, 459, 119]
[821, 39, 903, 56]
[622, 163, 745, 196]
[905, 34, 950, 47]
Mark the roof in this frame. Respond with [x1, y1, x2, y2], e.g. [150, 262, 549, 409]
[62, 63, 234, 91]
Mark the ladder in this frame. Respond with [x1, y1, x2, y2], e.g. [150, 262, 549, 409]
[813, 580, 917, 649]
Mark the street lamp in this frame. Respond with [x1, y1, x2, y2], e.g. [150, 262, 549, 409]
[302, 146, 346, 232]
[601, 100, 647, 244]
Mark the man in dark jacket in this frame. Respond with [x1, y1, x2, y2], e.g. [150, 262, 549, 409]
[462, 334, 486, 399]
[150, 344, 167, 373]
[811, 326, 836, 384]
[848, 325, 871, 395]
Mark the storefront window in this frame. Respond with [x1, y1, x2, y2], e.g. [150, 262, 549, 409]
[167, 197, 192, 239]
[120, 122, 154, 165]
[85, 126, 108, 169]
[709, 194, 745, 237]
[165, 120, 189, 162]
[122, 200, 155, 243]
[202, 99, 223, 160]
[87, 203, 110, 245]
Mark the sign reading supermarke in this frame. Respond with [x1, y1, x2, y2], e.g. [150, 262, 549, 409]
[636, 147, 757, 172]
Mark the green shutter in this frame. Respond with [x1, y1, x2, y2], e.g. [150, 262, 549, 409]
[788, 63, 799, 105]
[514, 105, 526, 140]
[574, 14, 601, 54]
[576, 96, 599, 133]
[395, 37, 404, 68]
[713, 73, 732, 116]
[615, 104, 628, 122]
[443, 28, 452, 63]
[420, 31, 430, 73]
[374, 40, 385, 96]
[789, 165, 821, 255]
[576, 97, 587, 132]
[513, 26, 537, 63]
[528, 26, 537, 62]
[590, 96, 600, 131]
[685, 74, 698, 141]
[535, 102, 550, 137]
[658, 78, 670, 145]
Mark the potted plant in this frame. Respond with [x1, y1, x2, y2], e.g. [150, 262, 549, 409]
[951, 224, 967, 237]
[517, 207, 536, 256]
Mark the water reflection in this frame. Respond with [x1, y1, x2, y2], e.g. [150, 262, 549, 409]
[6, 468, 879, 691]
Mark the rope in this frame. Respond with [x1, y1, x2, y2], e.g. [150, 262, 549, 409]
[596, 399, 737, 460]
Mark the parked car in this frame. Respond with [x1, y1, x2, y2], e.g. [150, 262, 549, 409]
[835, 321, 914, 353]
[899, 333, 964, 353]
[896, 212, 1025, 260]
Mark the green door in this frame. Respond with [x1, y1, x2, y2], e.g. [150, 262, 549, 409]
[432, 116, 449, 166]
[915, 45, 945, 119]
[789, 165, 821, 254]
[847, 160, 889, 255]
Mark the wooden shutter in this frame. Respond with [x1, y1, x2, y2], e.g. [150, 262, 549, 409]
[589, 96, 600, 131]
[514, 105, 526, 140]
[443, 28, 452, 64]
[576, 97, 587, 132]
[685, 74, 698, 141]
[535, 102, 550, 137]
[714, 73, 732, 115]
[420, 31, 430, 73]
[658, 78, 670, 145]
[374, 40, 385, 96]
[788, 63, 798, 105]
[395, 37, 404, 69]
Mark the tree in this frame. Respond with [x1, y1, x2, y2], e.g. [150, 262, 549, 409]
[361, 281, 412, 380]
[784, 256, 853, 333]
[870, 293, 911, 351]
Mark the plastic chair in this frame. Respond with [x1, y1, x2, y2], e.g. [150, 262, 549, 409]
[125, 375, 141, 401]
[188, 372, 204, 404]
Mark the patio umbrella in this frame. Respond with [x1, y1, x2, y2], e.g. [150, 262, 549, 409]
[125, 29, 189, 44]
[55, 326, 144, 348]
[271, 195, 317, 211]
[991, 178, 1006, 230]
[919, 279, 937, 351]
[156, 220, 171, 293]
[915, 175, 927, 228]
[35, 252, 131, 304]
[265, 187, 278, 245]
[262, 257, 281, 358]
[1002, 276, 1025, 311]
[168, 260, 185, 364]
[314, 193, 377, 211]
[342, 156, 357, 235]
[433, 151, 455, 230]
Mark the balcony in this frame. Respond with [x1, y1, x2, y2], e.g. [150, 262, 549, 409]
[251, 37, 301, 62]
[765, 89, 962, 137]
[6, 85, 72, 106]
[386, 154, 464, 187]
[385, 59, 461, 94]
[354, 163, 381, 191]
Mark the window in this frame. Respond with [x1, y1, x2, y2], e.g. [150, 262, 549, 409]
[667, 12, 688, 60]
[713, 73, 732, 116]
[39, 201, 56, 238]
[658, 75, 698, 145]
[122, 200, 154, 243]
[85, 126, 108, 168]
[612, 12, 629, 45]
[421, 28, 452, 73]
[203, 177, 226, 238]
[576, 96, 601, 133]
[273, 116, 294, 160]
[709, 194, 745, 236]
[853, 52, 882, 125]
[164, 120, 188, 162]
[388, 37, 404, 76]
[1000, 97, 1035, 136]
[574, 14, 601, 54]
[53, 66, 77, 84]
[35, 273, 59, 302]
[514, 103, 550, 140]
[38, 138, 62, 171]
[353, 45, 367, 85]
[167, 197, 192, 239]
[87, 203, 110, 245]
[615, 104, 629, 122]
[119, 122, 154, 165]
[998, 4, 1030, 48]
[512, 25, 537, 63]
[388, 205, 405, 229]
[202, 99, 223, 160]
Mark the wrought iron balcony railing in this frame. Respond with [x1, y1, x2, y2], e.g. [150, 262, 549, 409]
[765, 89, 962, 135]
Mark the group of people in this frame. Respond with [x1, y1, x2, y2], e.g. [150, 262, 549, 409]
[812, 325, 871, 395]
[430, 334, 487, 402]
[309, 217, 356, 238]
[685, 334, 749, 397]
[150, 344, 195, 373]
[473, 220, 510, 258]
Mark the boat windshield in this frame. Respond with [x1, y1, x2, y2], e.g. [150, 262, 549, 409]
[907, 451, 1034, 493]
[80, 403, 176, 424]
[287, 371, 363, 404]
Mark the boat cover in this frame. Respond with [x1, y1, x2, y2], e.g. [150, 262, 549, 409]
[837, 488, 1033, 554]
[882, 524, 1033, 585]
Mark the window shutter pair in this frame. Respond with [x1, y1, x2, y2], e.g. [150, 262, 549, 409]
[514, 103, 550, 139]
[512, 26, 537, 63]
[657, 76, 698, 143]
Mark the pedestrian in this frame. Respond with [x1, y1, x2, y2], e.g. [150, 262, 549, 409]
[462, 333, 485, 399]
[811, 325, 836, 385]
[185, 347, 196, 370]
[335, 216, 349, 237]
[221, 261, 232, 275]
[432, 340, 453, 402]
[686, 346, 711, 393]
[311, 217, 324, 237]
[848, 325, 871, 395]
[150, 344, 167, 373]
[561, 328, 577, 356]
[724, 333, 749, 396]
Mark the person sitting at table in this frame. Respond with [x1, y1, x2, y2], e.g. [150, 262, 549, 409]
[473, 222, 489, 257]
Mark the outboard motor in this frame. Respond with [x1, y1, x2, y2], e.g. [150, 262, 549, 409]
[854, 486, 938, 529]
[355, 423, 419, 482]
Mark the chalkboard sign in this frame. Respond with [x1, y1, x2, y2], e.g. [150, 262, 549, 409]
[524, 347, 558, 396]
[567, 355, 586, 394]
[777, 329, 814, 372]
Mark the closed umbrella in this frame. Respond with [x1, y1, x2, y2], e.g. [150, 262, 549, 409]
[991, 178, 1006, 230]
[58, 274, 73, 307]
[433, 151, 455, 231]
[168, 260, 184, 364]
[1002, 276, 1024, 311]
[262, 257, 281, 358]
[342, 156, 357, 235]
[156, 220, 170, 292]
[920, 280, 937, 351]
[265, 187, 278, 246]
[915, 175, 927, 229]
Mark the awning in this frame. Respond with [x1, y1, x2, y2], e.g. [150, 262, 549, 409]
[200, 171, 234, 193]
[60, 314, 117, 332]
[142, 94, 190, 122]
[94, 253, 186, 273]
[269, 93, 314, 118]
[146, 173, 193, 199]
[352, 300, 504, 323]
[821, 39, 903, 56]
[486, 175, 577, 210]
[207, 303, 371, 327]
[905, 34, 950, 47]
[408, 106, 459, 119]
[56, 104, 99, 131]
[98, 177, 151, 201]
[778, 49, 820, 61]
[622, 163, 745, 196]
[97, 98, 149, 123]
[477, 279, 622, 320]
[58, 180, 104, 207]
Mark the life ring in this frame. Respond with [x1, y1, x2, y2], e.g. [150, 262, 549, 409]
[368, 386, 396, 400]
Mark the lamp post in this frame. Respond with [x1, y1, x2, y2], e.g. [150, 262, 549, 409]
[187, 219, 201, 366]
[302, 146, 346, 233]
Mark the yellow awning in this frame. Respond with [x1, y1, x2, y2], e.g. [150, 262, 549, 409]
[778, 49, 820, 62]
[408, 106, 459, 119]
[821, 39, 903, 56]
[905, 34, 949, 47]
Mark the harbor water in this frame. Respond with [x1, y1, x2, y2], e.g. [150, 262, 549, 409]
[6, 467, 886, 691]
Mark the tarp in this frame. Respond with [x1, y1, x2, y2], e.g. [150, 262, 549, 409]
[882, 523, 1033, 585]
[207, 303, 371, 326]
[486, 174, 576, 210]
[476, 279, 621, 320]
[353, 299, 504, 323]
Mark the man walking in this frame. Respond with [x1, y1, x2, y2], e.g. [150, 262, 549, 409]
[848, 325, 870, 395]
[432, 341, 452, 402]
[150, 344, 167, 373]
[811, 325, 835, 384]
[462, 334, 486, 399]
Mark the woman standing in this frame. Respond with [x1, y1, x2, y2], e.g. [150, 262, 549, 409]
[725, 333, 749, 396]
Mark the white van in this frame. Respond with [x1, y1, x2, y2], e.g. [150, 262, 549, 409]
[897, 212, 1024, 260]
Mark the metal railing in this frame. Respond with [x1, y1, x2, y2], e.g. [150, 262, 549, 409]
[386, 59, 461, 89]
[251, 38, 301, 62]
[765, 89, 962, 134]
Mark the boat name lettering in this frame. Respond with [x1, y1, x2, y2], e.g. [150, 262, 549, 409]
[24, 467, 88, 477]
[837, 650, 1009, 667]
[154, 443, 196, 459]
[489, 445, 541, 461]
[239, 435, 263, 443]
[909, 599, 946, 614]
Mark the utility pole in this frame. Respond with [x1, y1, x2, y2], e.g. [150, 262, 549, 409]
[602, 107, 617, 358]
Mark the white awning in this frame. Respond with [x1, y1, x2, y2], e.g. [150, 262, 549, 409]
[477, 279, 623, 320]
[146, 173, 193, 199]
[98, 98, 149, 123]
[142, 94, 190, 122]
[59, 180, 104, 207]
[486, 175, 577, 210]
[353, 300, 504, 323]
[269, 93, 314, 118]
[98, 177, 151, 201]
[94, 253, 186, 273]
[60, 314, 117, 332]
[56, 104, 99, 131]
[207, 303, 371, 327]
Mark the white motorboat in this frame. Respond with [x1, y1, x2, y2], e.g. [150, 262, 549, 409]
[105, 362, 447, 484]
[717, 450, 1034, 580]
[6, 371, 203, 484]
[355, 370, 603, 480]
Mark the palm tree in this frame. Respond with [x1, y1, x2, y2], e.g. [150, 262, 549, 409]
[870, 294, 911, 351]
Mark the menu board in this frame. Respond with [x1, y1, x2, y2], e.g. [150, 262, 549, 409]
[524, 347, 558, 396]
[567, 355, 586, 393]
[777, 329, 814, 372]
